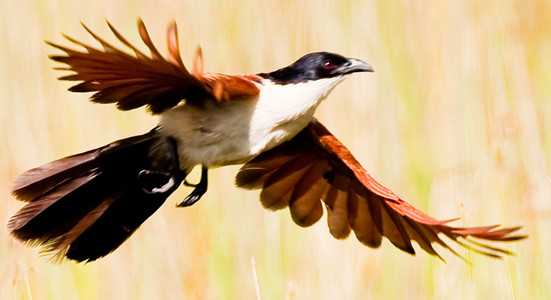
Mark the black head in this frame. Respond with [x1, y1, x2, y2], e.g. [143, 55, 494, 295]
[259, 52, 373, 84]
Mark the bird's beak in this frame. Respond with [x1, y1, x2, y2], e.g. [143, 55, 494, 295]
[337, 58, 374, 75]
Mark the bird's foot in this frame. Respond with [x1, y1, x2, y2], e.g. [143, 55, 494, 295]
[183, 180, 199, 188]
[177, 166, 209, 207]
[177, 184, 207, 207]
[138, 170, 177, 195]
[137, 136, 185, 195]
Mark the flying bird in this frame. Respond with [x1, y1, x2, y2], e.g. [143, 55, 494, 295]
[8, 19, 525, 262]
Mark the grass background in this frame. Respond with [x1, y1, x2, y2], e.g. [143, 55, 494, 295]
[1, 0, 549, 299]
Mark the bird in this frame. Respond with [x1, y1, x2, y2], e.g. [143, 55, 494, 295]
[7, 19, 525, 263]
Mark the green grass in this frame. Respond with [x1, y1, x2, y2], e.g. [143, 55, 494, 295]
[1, 0, 549, 299]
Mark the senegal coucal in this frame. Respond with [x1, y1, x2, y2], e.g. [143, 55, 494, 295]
[8, 19, 525, 262]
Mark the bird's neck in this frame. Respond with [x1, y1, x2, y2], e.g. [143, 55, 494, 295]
[247, 76, 348, 153]
[254, 76, 347, 125]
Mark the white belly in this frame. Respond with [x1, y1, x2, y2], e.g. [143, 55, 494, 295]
[160, 100, 257, 167]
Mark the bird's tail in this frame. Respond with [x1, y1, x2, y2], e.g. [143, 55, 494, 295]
[7, 128, 183, 262]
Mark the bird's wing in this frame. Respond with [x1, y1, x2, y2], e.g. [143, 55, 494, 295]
[47, 19, 261, 114]
[236, 119, 525, 260]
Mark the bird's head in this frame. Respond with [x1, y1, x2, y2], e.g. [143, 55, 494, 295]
[259, 52, 373, 85]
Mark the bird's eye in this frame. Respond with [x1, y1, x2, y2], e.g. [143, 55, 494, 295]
[323, 60, 336, 69]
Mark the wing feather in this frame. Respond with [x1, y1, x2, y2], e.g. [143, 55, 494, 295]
[325, 184, 352, 239]
[234, 155, 300, 189]
[137, 19, 164, 60]
[380, 203, 415, 254]
[289, 161, 330, 227]
[236, 119, 526, 259]
[349, 191, 383, 248]
[260, 156, 314, 210]
[106, 20, 148, 59]
[48, 19, 260, 114]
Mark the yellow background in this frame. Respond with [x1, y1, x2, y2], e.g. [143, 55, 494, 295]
[1, 0, 549, 299]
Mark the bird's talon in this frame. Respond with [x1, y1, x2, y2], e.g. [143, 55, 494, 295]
[176, 188, 206, 207]
[177, 166, 208, 207]
[138, 169, 176, 194]
[183, 180, 198, 187]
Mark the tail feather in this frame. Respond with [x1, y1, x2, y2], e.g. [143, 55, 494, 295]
[11, 132, 156, 202]
[8, 172, 102, 241]
[8, 129, 183, 262]
[65, 180, 174, 262]
[11, 151, 100, 202]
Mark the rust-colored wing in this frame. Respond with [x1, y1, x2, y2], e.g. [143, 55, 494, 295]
[236, 119, 525, 260]
[48, 19, 260, 114]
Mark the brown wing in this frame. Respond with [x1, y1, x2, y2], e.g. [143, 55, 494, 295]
[47, 19, 260, 114]
[236, 119, 526, 260]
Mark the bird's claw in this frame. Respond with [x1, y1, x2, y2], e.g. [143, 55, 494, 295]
[138, 170, 177, 195]
[176, 185, 207, 207]
[183, 180, 198, 188]
[176, 165, 209, 207]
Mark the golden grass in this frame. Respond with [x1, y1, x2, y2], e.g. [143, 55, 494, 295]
[1, 0, 549, 299]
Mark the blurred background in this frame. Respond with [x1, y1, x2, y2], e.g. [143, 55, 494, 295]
[1, 0, 549, 299]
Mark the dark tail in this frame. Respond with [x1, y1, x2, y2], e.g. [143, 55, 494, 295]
[8, 128, 183, 262]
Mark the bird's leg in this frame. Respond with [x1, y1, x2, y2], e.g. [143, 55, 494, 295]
[166, 136, 185, 178]
[177, 165, 208, 207]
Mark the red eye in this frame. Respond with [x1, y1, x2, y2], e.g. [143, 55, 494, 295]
[323, 60, 335, 69]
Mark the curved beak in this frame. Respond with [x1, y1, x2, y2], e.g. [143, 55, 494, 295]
[337, 58, 374, 75]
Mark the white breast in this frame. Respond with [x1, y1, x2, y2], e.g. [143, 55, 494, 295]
[248, 76, 347, 153]
[160, 75, 348, 168]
